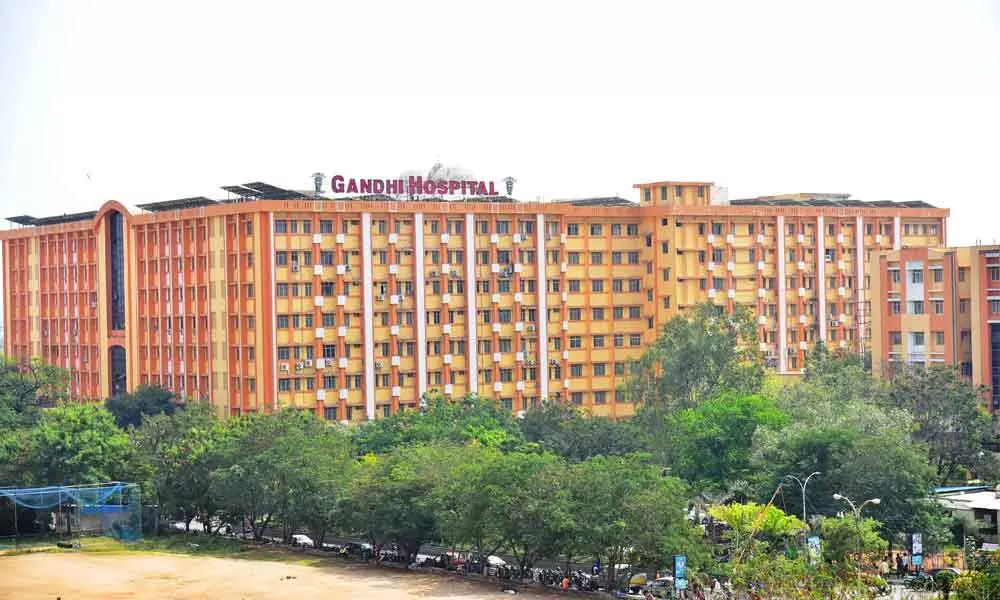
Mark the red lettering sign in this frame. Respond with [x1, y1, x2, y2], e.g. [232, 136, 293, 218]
[327, 175, 501, 197]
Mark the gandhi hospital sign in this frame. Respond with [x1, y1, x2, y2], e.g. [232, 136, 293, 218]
[331, 175, 500, 197]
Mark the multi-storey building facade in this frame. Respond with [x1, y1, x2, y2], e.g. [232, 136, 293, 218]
[870, 245, 1000, 410]
[0, 179, 948, 420]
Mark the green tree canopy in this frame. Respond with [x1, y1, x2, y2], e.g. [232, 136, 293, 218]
[568, 454, 704, 585]
[627, 303, 764, 412]
[519, 400, 643, 461]
[886, 365, 996, 484]
[818, 515, 888, 563]
[708, 502, 807, 558]
[27, 404, 132, 485]
[352, 394, 522, 454]
[664, 393, 787, 489]
[132, 402, 225, 531]
[106, 384, 178, 429]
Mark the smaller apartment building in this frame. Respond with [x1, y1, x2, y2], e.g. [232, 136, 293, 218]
[871, 245, 1000, 410]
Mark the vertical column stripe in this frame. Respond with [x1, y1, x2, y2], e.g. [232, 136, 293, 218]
[776, 215, 787, 372]
[856, 216, 866, 354]
[465, 213, 478, 395]
[361, 212, 375, 419]
[268, 214, 277, 411]
[536, 214, 548, 400]
[414, 213, 427, 399]
[817, 216, 827, 343]
[893, 216, 902, 251]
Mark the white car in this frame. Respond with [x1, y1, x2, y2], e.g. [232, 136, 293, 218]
[291, 534, 315, 548]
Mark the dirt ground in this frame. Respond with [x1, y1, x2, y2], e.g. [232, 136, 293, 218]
[0, 553, 565, 600]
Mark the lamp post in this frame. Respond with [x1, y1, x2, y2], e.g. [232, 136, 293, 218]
[785, 472, 821, 525]
[833, 493, 881, 587]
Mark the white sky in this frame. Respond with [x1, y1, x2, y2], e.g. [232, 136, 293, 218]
[0, 0, 998, 247]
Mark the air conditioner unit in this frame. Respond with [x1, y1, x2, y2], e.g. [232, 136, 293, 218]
[279, 363, 290, 372]
[828, 320, 840, 329]
[375, 360, 385, 369]
[295, 361, 304, 370]
[303, 359, 313, 368]
[527, 324, 536, 332]
[376, 295, 385, 302]
[291, 264, 300, 272]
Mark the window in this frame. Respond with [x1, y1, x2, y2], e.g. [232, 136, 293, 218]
[613, 334, 624, 348]
[889, 331, 902, 345]
[890, 269, 900, 283]
[569, 308, 582, 320]
[592, 335, 605, 348]
[569, 280, 581, 292]
[593, 363, 607, 376]
[889, 301, 901, 315]
[932, 268, 944, 283]
[627, 224, 639, 236]
[571, 392, 583, 405]
[629, 306, 641, 319]
[591, 279, 604, 292]
[908, 300, 924, 315]
[991, 300, 1000, 314]
[568, 252, 581, 265]
[630, 334, 642, 346]
[934, 331, 945, 345]
[932, 300, 944, 314]
[911, 331, 925, 346]
[590, 223, 603, 236]
[567, 223, 580, 236]
[569, 336, 582, 349]
[960, 298, 970, 313]
[628, 251, 640, 264]
[959, 267, 969, 282]
[275, 220, 288, 233]
[962, 362, 973, 377]
[593, 391, 607, 405]
[592, 308, 605, 320]
[910, 269, 923, 284]
[590, 252, 603, 265]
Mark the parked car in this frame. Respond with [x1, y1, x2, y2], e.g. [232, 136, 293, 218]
[291, 534, 314, 548]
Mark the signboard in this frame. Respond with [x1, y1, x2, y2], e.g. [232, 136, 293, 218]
[674, 554, 687, 590]
[331, 175, 499, 197]
[912, 533, 923, 556]
[673, 554, 687, 580]
[912, 554, 924, 567]
[807, 536, 822, 565]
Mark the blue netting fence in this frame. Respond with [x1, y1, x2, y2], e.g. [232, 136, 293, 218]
[0, 482, 142, 548]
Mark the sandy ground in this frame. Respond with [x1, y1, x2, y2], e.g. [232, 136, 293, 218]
[0, 553, 566, 600]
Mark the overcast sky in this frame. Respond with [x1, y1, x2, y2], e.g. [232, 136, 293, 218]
[0, 0, 998, 246]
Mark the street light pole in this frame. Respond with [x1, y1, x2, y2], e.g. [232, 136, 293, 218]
[785, 472, 821, 525]
[833, 493, 881, 588]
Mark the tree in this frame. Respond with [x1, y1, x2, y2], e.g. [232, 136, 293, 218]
[106, 385, 177, 429]
[0, 355, 69, 428]
[887, 365, 995, 484]
[342, 443, 466, 561]
[664, 393, 787, 488]
[569, 454, 703, 587]
[486, 451, 573, 574]
[352, 394, 522, 454]
[708, 502, 806, 559]
[833, 435, 951, 552]
[519, 400, 643, 461]
[209, 410, 348, 541]
[132, 402, 224, 532]
[436, 446, 509, 572]
[627, 303, 763, 412]
[818, 515, 888, 563]
[26, 404, 132, 484]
